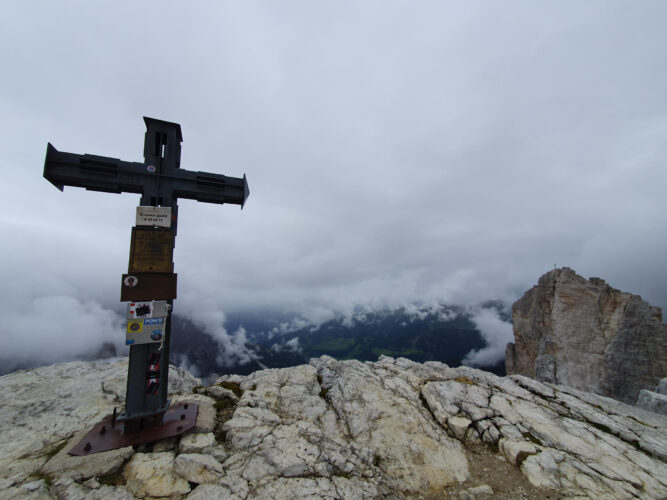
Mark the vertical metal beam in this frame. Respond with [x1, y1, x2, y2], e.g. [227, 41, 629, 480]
[121, 118, 183, 427]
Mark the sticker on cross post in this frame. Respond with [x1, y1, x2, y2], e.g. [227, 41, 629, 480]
[125, 309, 166, 345]
[146, 353, 160, 394]
[145, 381, 159, 395]
[127, 320, 143, 333]
[127, 300, 168, 319]
[124, 275, 139, 287]
[148, 352, 160, 367]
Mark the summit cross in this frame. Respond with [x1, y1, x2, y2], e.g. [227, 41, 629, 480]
[44, 117, 248, 443]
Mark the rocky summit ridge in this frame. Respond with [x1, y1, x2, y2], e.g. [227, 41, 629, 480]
[1, 356, 666, 499]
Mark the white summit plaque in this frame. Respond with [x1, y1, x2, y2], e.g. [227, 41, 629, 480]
[136, 206, 171, 228]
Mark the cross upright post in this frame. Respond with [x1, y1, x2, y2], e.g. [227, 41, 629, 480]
[44, 117, 249, 448]
[125, 118, 182, 431]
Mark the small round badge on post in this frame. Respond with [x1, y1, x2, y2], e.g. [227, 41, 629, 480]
[124, 275, 139, 287]
[146, 165, 157, 173]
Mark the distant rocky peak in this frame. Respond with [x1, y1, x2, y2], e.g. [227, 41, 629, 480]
[507, 267, 667, 404]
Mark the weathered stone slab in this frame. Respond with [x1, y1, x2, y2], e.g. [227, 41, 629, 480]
[187, 484, 239, 499]
[174, 453, 223, 484]
[179, 432, 217, 453]
[312, 356, 470, 494]
[152, 437, 177, 452]
[123, 452, 190, 498]
[251, 476, 379, 499]
[4, 479, 51, 500]
[637, 389, 667, 416]
[657, 378, 667, 396]
[499, 439, 537, 465]
[52, 476, 135, 500]
[447, 416, 472, 441]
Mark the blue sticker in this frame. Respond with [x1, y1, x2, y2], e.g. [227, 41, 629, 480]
[144, 318, 164, 325]
[126, 340, 135, 345]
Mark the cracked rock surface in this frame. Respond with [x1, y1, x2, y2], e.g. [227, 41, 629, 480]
[1, 356, 666, 498]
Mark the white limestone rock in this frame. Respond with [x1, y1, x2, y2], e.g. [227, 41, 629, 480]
[202, 445, 228, 462]
[498, 438, 537, 465]
[0, 457, 50, 490]
[0, 486, 50, 500]
[657, 377, 667, 395]
[179, 431, 217, 453]
[311, 356, 470, 493]
[123, 452, 191, 498]
[4, 479, 52, 500]
[52, 476, 135, 500]
[1, 355, 666, 499]
[218, 474, 250, 498]
[174, 453, 224, 484]
[461, 484, 494, 498]
[187, 483, 239, 499]
[251, 476, 379, 499]
[152, 437, 177, 452]
[447, 416, 472, 441]
[0, 359, 127, 485]
[221, 358, 470, 496]
[637, 389, 667, 416]
[0, 358, 199, 488]
[82, 478, 100, 489]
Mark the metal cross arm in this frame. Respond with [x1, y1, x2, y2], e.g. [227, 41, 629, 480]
[43, 118, 249, 208]
[44, 145, 145, 195]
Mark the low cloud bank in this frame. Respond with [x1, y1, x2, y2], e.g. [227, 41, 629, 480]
[0, 295, 126, 374]
[181, 300, 255, 367]
[462, 307, 514, 367]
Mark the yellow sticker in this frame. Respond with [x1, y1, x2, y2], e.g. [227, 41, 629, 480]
[127, 320, 143, 333]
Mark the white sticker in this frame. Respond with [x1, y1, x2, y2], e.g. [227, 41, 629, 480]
[124, 275, 139, 287]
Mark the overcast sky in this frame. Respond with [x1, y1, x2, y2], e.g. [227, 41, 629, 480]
[1, 1, 666, 369]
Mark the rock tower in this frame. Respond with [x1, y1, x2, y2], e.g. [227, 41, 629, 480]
[506, 267, 667, 404]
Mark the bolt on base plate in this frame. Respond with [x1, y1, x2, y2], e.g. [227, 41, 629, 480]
[68, 403, 198, 456]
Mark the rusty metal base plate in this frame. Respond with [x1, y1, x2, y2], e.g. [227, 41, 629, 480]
[68, 403, 198, 456]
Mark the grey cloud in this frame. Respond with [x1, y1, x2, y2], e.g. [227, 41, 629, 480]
[462, 308, 514, 367]
[1, 1, 666, 369]
[0, 295, 125, 373]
